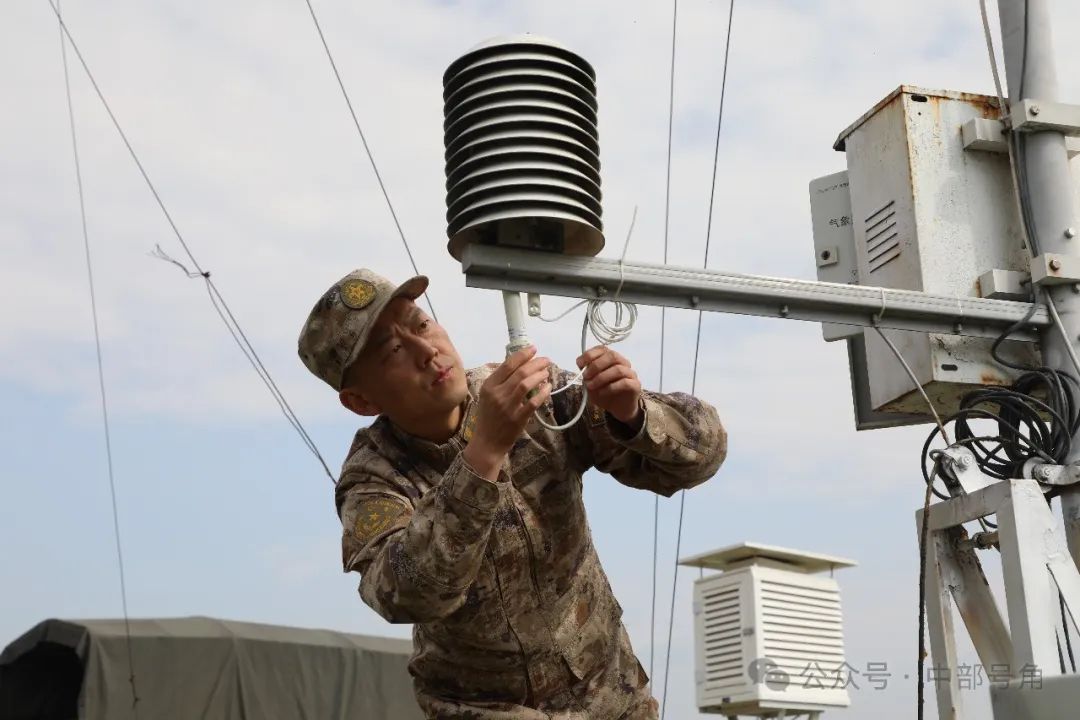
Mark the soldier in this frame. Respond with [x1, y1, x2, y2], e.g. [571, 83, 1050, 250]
[298, 269, 728, 719]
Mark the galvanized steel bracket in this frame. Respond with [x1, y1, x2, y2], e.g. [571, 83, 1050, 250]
[977, 269, 1031, 301]
[961, 117, 1080, 157]
[941, 446, 996, 494]
[1023, 460, 1080, 487]
[1030, 253, 1080, 286]
[1007, 99, 1080, 136]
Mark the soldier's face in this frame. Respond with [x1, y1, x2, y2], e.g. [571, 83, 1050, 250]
[340, 297, 468, 421]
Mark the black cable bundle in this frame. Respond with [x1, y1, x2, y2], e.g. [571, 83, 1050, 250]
[920, 300, 1080, 499]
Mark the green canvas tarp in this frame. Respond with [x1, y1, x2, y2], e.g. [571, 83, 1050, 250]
[0, 617, 424, 719]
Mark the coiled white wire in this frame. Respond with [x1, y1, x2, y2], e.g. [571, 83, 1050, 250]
[533, 209, 638, 431]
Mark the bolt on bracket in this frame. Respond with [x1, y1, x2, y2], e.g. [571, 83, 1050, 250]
[1007, 99, 1080, 135]
[1030, 253, 1080, 286]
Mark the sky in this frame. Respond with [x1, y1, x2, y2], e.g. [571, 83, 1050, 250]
[4, 0, 1080, 718]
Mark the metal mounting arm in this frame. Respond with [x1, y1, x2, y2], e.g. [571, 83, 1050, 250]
[462, 245, 1049, 342]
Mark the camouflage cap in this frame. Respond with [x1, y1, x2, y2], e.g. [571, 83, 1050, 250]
[298, 269, 429, 391]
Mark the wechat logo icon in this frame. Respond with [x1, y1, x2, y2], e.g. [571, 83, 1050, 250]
[748, 657, 790, 691]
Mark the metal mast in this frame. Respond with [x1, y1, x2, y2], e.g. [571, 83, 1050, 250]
[996, 0, 1080, 568]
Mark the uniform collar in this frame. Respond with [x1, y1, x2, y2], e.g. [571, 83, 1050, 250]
[385, 388, 477, 469]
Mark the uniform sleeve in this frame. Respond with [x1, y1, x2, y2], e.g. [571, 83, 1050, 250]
[550, 366, 728, 497]
[336, 453, 503, 624]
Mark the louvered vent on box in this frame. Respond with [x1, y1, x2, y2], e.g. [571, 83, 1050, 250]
[442, 34, 605, 261]
[864, 199, 900, 273]
[680, 543, 856, 717]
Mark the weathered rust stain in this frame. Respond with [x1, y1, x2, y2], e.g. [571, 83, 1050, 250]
[959, 92, 1003, 119]
[925, 89, 1002, 119]
[926, 94, 944, 124]
[980, 371, 1008, 386]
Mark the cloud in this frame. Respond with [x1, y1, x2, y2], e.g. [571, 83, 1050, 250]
[8, 0, 1079, 427]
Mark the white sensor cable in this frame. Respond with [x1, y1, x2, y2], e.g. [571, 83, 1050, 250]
[532, 208, 639, 431]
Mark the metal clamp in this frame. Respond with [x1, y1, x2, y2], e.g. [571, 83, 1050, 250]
[1007, 99, 1080, 135]
[941, 446, 996, 494]
[962, 117, 1080, 157]
[1023, 460, 1080, 487]
[977, 269, 1031, 301]
[958, 531, 1000, 552]
[1030, 253, 1080, 286]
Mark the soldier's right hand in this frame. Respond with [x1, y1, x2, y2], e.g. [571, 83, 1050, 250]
[462, 346, 551, 479]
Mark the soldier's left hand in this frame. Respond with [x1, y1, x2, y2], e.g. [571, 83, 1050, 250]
[577, 345, 643, 427]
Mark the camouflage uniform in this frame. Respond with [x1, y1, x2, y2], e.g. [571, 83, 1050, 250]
[299, 270, 728, 719]
[338, 363, 725, 719]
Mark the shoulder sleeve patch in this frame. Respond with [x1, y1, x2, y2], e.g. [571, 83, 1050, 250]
[352, 495, 411, 544]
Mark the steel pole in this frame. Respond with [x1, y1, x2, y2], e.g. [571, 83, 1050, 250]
[996, 0, 1080, 574]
